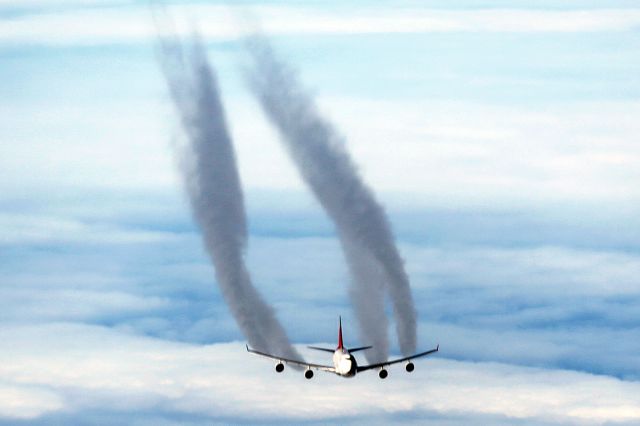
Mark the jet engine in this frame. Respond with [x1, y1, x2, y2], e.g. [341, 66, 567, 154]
[378, 369, 388, 379]
[304, 369, 314, 379]
[275, 362, 284, 373]
[405, 362, 415, 372]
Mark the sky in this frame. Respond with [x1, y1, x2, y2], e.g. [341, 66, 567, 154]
[1, 0, 639, 424]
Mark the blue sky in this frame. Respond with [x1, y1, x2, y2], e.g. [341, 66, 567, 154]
[1, 1, 639, 424]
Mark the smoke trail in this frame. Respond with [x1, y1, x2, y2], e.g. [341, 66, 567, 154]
[343, 241, 389, 362]
[157, 32, 300, 360]
[245, 37, 417, 358]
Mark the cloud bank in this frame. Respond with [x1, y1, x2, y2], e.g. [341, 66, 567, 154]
[1, 323, 639, 425]
[2, 192, 639, 423]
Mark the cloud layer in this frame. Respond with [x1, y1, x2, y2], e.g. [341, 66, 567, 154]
[1, 323, 639, 425]
[2, 197, 638, 379]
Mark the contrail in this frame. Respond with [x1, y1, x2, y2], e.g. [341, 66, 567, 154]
[157, 32, 300, 360]
[245, 37, 417, 359]
[343, 241, 390, 362]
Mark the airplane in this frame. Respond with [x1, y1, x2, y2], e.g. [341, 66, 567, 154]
[246, 317, 439, 379]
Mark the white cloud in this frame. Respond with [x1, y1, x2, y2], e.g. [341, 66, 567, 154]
[0, 101, 179, 195]
[0, 213, 185, 245]
[316, 98, 640, 206]
[0, 383, 63, 420]
[1, 210, 638, 371]
[4, 97, 639, 207]
[407, 244, 640, 295]
[0, 0, 113, 6]
[2, 5, 640, 46]
[0, 323, 638, 424]
[0, 288, 171, 322]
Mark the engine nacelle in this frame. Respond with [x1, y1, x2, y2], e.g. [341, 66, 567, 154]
[305, 369, 314, 379]
[378, 369, 388, 379]
[275, 362, 284, 373]
[405, 362, 415, 372]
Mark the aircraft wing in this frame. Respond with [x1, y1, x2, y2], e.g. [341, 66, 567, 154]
[356, 345, 439, 372]
[246, 345, 336, 373]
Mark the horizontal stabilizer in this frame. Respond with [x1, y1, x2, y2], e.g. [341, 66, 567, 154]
[308, 346, 335, 353]
[349, 345, 373, 353]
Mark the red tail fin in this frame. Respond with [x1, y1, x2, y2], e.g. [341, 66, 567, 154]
[337, 316, 343, 350]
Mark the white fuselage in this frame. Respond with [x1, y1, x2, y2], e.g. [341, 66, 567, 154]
[332, 348, 357, 377]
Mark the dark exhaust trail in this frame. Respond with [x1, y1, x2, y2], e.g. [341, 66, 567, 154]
[245, 37, 417, 359]
[343, 241, 390, 362]
[157, 32, 300, 360]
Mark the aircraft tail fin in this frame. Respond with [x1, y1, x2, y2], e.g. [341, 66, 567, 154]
[337, 316, 343, 350]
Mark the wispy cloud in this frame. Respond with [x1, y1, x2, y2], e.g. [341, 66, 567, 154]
[320, 99, 640, 205]
[0, 213, 184, 245]
[3, 95, 639, 206]
[0, 384, 63, 420]
[2, 5, 640, 45]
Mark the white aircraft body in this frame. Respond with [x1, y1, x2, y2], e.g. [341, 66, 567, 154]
[246, 317, 439, 379]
